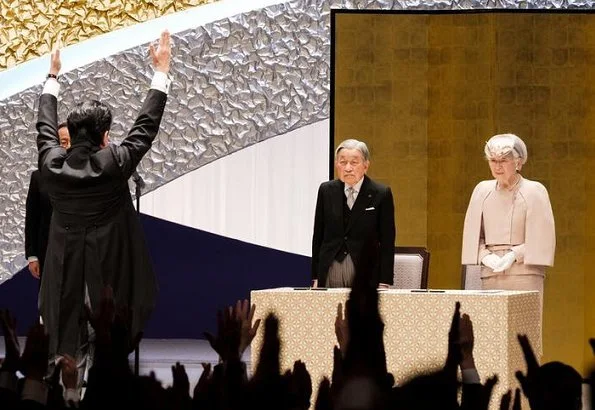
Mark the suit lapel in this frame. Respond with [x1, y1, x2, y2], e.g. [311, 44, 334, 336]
[346, 175, 375, 233]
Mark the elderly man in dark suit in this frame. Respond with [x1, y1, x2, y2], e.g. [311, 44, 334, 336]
[311, 139, 396, 288]
[25, 122, 70, 280]
[35, 30, 172, 372]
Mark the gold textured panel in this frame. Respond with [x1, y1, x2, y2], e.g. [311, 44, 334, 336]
[0, 0, 215, 70]
[251, 288, 541, 410]
[334, 13, 430, 248]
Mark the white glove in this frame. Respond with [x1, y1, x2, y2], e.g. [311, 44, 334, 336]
[481, 253, 502, 270]
[492, 251, 517, 272]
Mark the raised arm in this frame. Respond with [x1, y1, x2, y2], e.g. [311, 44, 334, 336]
[114, 30, 172, 178]
[36, 48, 62, 169]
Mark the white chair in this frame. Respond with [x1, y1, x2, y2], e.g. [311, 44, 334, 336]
[393, 247, 429, 289]
[461, 265, 482, 290]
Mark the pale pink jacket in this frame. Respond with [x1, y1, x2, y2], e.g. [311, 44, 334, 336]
[461, 178, 555, 266]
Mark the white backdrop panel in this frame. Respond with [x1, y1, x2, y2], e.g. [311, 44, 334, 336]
[140, 120, 329, 257]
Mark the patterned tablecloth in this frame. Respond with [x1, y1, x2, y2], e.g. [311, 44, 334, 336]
[250, 288, 541, 409]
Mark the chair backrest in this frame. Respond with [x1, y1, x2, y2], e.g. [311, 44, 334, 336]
[461, 264, 482, 290]
[393, 246, 429, 289]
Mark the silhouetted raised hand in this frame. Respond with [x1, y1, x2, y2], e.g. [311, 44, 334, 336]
[19, 323, 49, 382]
[462, 375, 499, 410]
[445, 301, 462, 375]
[283, 360, 313, 410]
[204, 306, 241, 363]
[459, 313, 475, 370]
[458, 309, 500, 410]
[45, 360, 66, 409]
[132, 371, 169, 410]
[246, 313, 284, 410]
[165, 362, 191, 410]
[0, 310, 20, 409]
[87, 286, 142, 366]
[342, 236, 389, 386]
[235, 299, 261, 357]
[86, 286, 116, 348]
[172, 361, 190, 396]
[58, 354, 77, 389]
[0, 309, 20, 374]
[515, 334, 541, 409]
[314, 377, 332, 410]
[330, 345, 345, 398]
[192, 362, 212, 408]
[83, 286, 142, 410]
[334, 302, 348, 356]
[500, 388, 521, 410]
[252, 313, 281, 382]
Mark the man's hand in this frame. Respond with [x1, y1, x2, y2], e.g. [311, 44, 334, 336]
[58, 354, 78, 390]
[334, 303, 348, 354]
[378, 283, 390, 289]
[20, 323, 49, 381]
[515, 334, 541, 408]
[311, 279, 318, 288]
[28, 261, 40, 279]
[235, 299, 261, 357]
[204, 305, 241, 362]
[193, 363, 211, 401]
[459, 313, 475, 369]
[500, 388, 521, 410]
[0, 309, 21, 373]
[171, 361, 190, 400]
[50, 48, 61, 76]
[149, 30, 171, 74]
[445, 301, 462, 373]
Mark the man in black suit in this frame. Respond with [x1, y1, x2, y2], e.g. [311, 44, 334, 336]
[25, 122, 70, 280]
[35, 30, 172, 368]
[311, 139, 396, 288]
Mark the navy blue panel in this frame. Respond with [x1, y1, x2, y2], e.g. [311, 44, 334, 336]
[0, 214, 311, 339]
[0, 267, 40, 335]
[140, 214, 311, 339]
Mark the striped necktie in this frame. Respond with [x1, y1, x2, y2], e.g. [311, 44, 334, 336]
[346, 187, 356, 209]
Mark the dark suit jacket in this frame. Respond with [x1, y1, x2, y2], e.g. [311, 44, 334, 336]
[311, 175, 396, 286]
[25, 169, 52, 274]
[36, 88, 167, 358]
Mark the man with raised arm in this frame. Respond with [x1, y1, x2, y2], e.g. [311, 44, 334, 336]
[36, 30, 172, 379]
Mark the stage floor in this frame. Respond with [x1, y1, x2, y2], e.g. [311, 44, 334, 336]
[2, 338, 251, 391]
[130, 338, 252, 388]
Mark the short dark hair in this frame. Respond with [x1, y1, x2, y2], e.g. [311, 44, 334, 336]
[67, 100, 112, 146]
[58, 121, 68, 130]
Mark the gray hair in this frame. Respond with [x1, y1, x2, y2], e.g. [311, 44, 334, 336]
[335, 139, 370, 162]
[484, 133, 528, 165]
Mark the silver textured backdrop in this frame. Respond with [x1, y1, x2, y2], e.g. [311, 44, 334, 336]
[0, 0, 592, 282]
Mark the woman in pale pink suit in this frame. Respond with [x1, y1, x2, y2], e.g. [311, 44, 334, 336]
[462, 134, 555, 310]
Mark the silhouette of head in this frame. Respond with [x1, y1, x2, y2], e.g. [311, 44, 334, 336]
[538, 361, 582, 410]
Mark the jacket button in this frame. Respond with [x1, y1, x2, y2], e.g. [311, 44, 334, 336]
[344, 236, 348, 240]
[344, 251, 347, 255]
